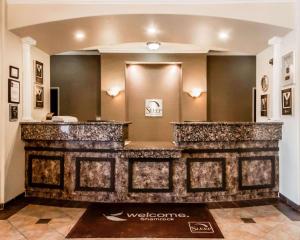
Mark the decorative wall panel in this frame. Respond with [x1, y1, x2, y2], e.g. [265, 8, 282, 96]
[75, 157, 115, 192]
[28, 155, 64, 189]
[128, 158, 173, 192]
[187, 158, 226, 192]
[238, 156, 275, 190]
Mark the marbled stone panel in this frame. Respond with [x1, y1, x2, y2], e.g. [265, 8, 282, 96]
[189, 160, 223, 189]
[78, 159, 112, 189]
[172, 122, 282, 144]
[31, 158, 61, 185]
[131, 161, 170, 190]
[240, 158, 273, 187]
[21, 122, 129, 142]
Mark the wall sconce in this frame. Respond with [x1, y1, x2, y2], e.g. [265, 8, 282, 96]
[188, 88, 202, 98]
[107, 87, 121, 97]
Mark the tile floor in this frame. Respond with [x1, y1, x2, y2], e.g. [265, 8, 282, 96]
[1, 200, 300, 240]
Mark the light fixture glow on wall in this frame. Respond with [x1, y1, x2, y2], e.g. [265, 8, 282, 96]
[188, 88, 202, 98]
[147, 42, 161, 50]
[218, 31, 229, 41]
[74, 31, 86, 41]
[147, 26, 158, 35]
[107, 87, 121, 97]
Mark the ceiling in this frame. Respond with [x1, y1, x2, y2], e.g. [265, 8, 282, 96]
[6, 0, 295, 4]
[12, 14, 291, 55]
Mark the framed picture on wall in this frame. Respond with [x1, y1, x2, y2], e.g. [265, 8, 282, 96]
[281, 87, 293, 115]
[8, 79, 20, 104]
[260, 94, 268, 117]
[35, 84, 44, 108]
[282, 51, 295, 86]
[261, 75, 269, 93]
[9, 104, 18, 122]
[9, 66, 19, 79]
[35, 60, 44, 84]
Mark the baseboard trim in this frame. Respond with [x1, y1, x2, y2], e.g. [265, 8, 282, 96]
[279, 193, 300, 212]
[0, 192, 25, 210]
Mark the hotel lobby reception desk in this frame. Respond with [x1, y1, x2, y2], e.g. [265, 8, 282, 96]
[21, 121, 282, 203]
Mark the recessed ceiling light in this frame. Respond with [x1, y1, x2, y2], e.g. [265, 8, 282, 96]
[147, 26, 158, 35]
[74, 31, 86, 41]
[147, 42, 161, 50]
[218, 31, 229, 41]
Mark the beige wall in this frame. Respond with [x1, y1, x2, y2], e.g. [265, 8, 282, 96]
[101, 53, 207, 122]
[126, 64, 181, 141]
[0, 18, 50, 203]
[4, 31, 24, 202]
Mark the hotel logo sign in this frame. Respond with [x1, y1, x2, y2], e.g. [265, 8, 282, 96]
[188, 222, 214, 234]
[145, 99, 163, 117]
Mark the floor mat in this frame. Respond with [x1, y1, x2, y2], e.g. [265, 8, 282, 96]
[67, 203, 223, 238]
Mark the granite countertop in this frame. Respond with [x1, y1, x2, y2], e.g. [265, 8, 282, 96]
[171, 121, 283, 125]
[20, 121, 131, 125]
[124, 141, 179, 151]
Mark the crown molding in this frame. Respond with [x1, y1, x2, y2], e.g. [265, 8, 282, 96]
[7, 0, 295, 5]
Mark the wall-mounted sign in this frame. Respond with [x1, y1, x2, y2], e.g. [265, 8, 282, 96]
[145, 99, 163, 117]
[260, 94, 268, 117]
[281, 87, 292, 115]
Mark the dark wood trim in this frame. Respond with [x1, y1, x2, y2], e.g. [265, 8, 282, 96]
[28, 155, 64, 190]
[186, 158, 226, 192]
[0, 193, 25, 210]
[128, 158, 173, 193]
[25, 146, 122, 153]
[182, 147, 279, 154]
[75, 157, 115, 192]
[25, 146, 279, 154]
[238, 156, 275, 190]
[279, 193, 300, 212]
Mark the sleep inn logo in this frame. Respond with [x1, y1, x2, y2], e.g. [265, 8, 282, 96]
[145, 99, 163, 117]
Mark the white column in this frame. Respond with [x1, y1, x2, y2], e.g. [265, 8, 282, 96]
[21, 37, 36, 121]
[268, 37, 282, 121]
[296, 0, 300, 204]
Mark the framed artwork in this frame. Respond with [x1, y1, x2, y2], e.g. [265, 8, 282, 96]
[35, 85, 44, 108]
[9, 66, 19, 79]
[282, 52, 294, 86]
[261, 75, 269, 92]
[9, 104, 18, 122]
[281, 87, 292, 115]
[8, 79, 20, 104]
[35, 60, 44, 84]
[145, 99, 163, 117]
[261, 94, 268, 117]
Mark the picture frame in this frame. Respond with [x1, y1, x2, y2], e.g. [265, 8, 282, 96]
[35, 60, 44, 84]
[281, 87, 293, 116]
[260, 94, 268, 117]
[9, 66, 19, 79]
[8, 79, 20, 104]
[261, 75, 269, 93]
[282, 51, 295, 86]
[9, 104, 18, 122]
[35, 84, 44, 108]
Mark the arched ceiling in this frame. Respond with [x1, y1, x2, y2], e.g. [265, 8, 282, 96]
[7, 0, 295, 29]
[11, 14, 291, 55]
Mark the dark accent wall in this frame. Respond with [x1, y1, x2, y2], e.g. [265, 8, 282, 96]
[50, 55, 101, 121]
[207, 56, 256, 122]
